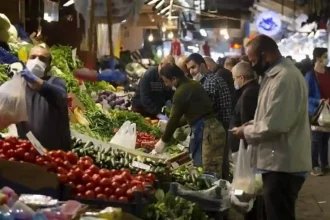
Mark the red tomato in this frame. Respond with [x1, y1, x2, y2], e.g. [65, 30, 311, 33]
[84, 169, 95, 177]
[121, 171, 131, 179]
[131, 180, 142, 186]
[6, 149, 14, 158]
[96, 193, 107, 200]
[126, 189, 134, 200]
[99, 169, 111, 178]
[36, 158, 45, 166]
[138, 171, 145, 176]
[0, 154, 8, 159]
[82, 174, 92, 183]
[100, 178, 111, 187]
[92, 174, 101, 185]
[23, 152, 35, 163]
[111, 182, 120, 189]
[57, 174, 67, 183]
[56, 167, 68, 175]
[86, 182, 95, 190]
[67, 172, 76, 182]
[121, 183, 128, 191]
[54, 158, 64, 167]
[63, 161, 72, 169]
[146, 173, 156, 181]
[66, 152, 78, 164]
[109, 195, 117, 201]
[135, 176, 145, 182]
[109, 169, 118, 176]
[114, 188, 125, 197]
[14, 148, 25, 159]
[118, 196, 128, 203]
[89, 165, 99, 174]
[104, 187, 113, 196]
[8, 157, 15, 162]
[112, 176, 125, 184]
[85, 190, 95, 199]
[73, 168, 83, 178]
[76, 185, 86, 193]
[55, 150, 67, 159]
[76, 193, 83, 198]
[94, 186, 103, 194]
[80, 156, 93, 162]
[131, 185, 144, 193]
[2, 143, 12, 152]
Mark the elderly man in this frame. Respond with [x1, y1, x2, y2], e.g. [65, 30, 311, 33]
[229, 61, 259, 153]
[233, 35, 311, 220]
[16, 45, 71, 151]
[186, 53, 232, 130]
[132, 55, 175, 119]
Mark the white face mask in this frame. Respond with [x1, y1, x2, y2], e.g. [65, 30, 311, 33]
[193, 73, 202, 81]
[234, 82, 240, 90]
[172, 86, 176, 91]
[26, 58, 47, 77]
[323, 58, 328, 67]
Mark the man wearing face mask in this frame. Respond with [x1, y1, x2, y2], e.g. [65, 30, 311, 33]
[186, 53, 232, 130]
[228, 61, 259, 153]
[232, 35, 311, 220]
[16, 45, 71, 151]
[153, 63, 226, 177]
[305, 47, 329, 176]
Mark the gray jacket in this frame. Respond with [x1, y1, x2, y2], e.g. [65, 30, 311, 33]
[244, 58, 312, 173]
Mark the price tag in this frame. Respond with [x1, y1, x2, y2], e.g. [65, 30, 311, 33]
[177, 144, 185, 151]
[171, 162, 180, 169]
[72, 48, 77, 65]
[132, 161, 150, 171]
[26, 131, 47, 155]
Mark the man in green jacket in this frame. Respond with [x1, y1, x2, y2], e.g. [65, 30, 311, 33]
[153, 63, 226, 177]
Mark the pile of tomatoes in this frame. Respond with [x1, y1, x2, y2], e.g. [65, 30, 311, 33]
[135, 132, 158, 150]
[0, 137, 156, 202]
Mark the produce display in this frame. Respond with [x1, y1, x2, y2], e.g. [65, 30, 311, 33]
[0, 137, 155, 202]
[135, 131, 158, 152]
[171, 167, 212, 191]
[94, 90, 131, 110]
[71, 137, 168, 175]
[143, 190, 210, 220]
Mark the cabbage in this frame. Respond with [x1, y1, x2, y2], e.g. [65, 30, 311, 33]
[0, 14, 11, 30]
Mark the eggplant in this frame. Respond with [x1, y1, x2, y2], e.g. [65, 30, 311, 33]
[110, 101, 116, 107]
[104, 91, 113, 96]
[100, 94, 107, 100]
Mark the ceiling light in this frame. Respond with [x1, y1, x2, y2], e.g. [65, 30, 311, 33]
[200, 29, 207, 37]
[147, 0, 159, 5]
[148, 34, 154, 42]
[155, 0, 165, 9]
[160, 5, 170, 14]
[63, 0, 74, 7]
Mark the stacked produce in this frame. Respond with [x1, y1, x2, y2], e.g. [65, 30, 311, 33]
[71, 137, 167, 175]
[0, 64, 9, 83]
[0, 137, 156, 202]
[0, 14, 18, 44]
[94, 90, 131, 110]
[135, 131, 158, 152]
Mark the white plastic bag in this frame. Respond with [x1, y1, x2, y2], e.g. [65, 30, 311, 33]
[0, 74, 27, 130]
[318, 103, 330, 126]
[110, 121, 136, 149]
[232, 140, 255, 194]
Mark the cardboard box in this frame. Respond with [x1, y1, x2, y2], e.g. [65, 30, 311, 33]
[0, 159, 62, 198]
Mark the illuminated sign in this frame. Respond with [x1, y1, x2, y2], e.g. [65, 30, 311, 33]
[255, 11, 282, 36]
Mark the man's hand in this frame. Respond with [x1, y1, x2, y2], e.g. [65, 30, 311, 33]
[231, 126, 245, 139]
[151, 139, 166, 154]
[20, 68, 38, 83]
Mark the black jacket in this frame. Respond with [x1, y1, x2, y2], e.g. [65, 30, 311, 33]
[228, 80, 260, 153]
[132, 66, 174, 117]
[215, 67, 237, 108]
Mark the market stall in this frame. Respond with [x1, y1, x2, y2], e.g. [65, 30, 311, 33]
[0, 11, 264, 220]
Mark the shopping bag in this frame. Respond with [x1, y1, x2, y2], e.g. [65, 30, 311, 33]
[110, 121, 136, 149]
[310, 101, 325, 125]
[0, 74, 27, 130]
[232, 140, 255, 194]
[318, 103, 330, 127]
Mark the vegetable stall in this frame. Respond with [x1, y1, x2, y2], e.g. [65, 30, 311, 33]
[0, 12, 259, 220]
